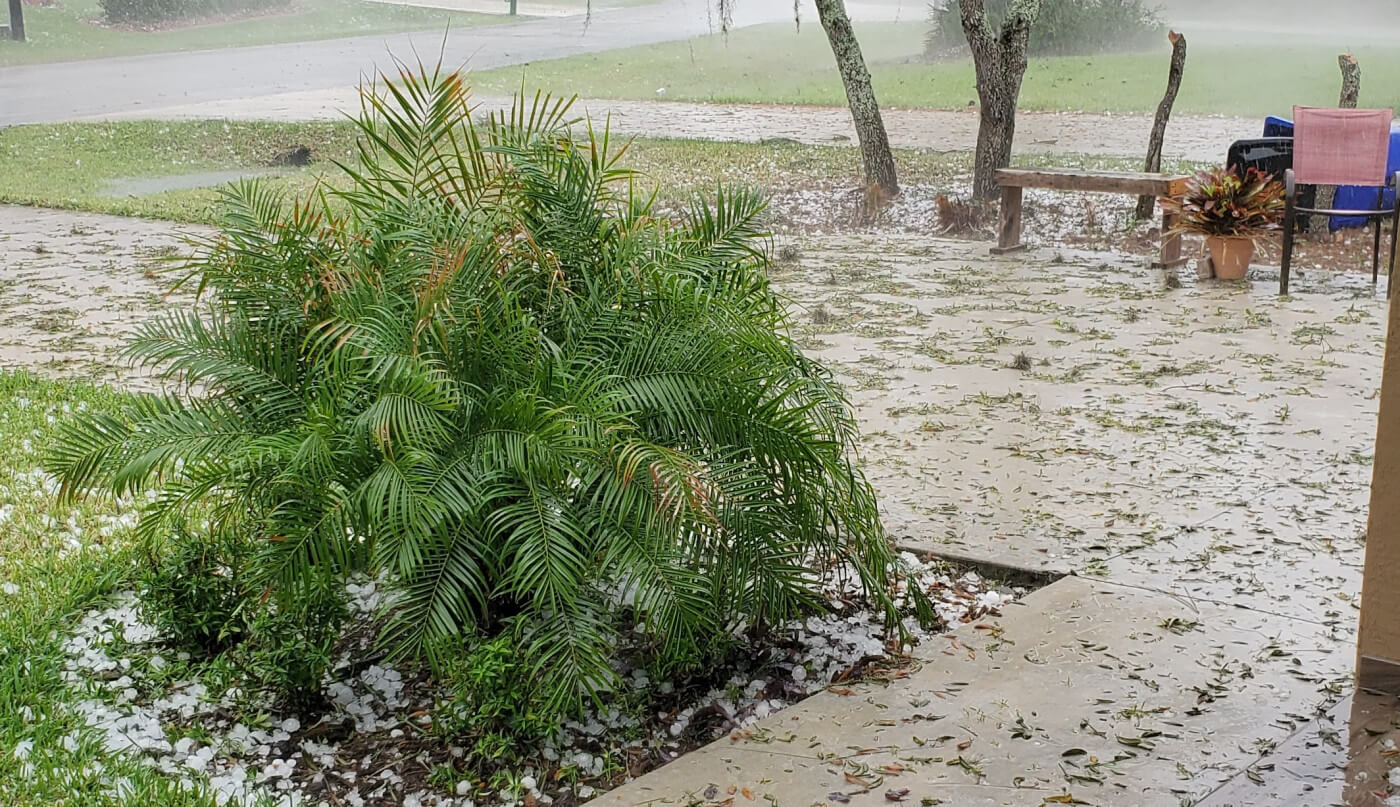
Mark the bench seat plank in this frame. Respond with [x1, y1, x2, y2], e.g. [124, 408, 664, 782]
[995, 168, 1189, 197]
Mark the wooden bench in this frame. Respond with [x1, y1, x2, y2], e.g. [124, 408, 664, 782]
[991, 168, 1191, 269]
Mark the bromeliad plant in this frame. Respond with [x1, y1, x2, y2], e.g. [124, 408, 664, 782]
[46, 64, 926, 715]
[1163, 165, 1286, 239]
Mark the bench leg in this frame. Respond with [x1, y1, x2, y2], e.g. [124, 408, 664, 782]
[990, 186, 1026, 255]
[1154, 207, 1186, 268]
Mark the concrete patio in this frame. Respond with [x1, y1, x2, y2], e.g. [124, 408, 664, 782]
[596, 236, 1391, 806]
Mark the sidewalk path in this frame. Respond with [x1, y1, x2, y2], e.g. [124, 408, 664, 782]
[594, 235, 1384, 805]
[0, 207, 188, 388]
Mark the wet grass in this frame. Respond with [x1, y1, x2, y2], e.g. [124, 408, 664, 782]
[0, 119, 1190, 224]
[0, 120, 362, 222]
[0, 373, 227, 807]
[468, 22, 1400, 117]
[0, 0, 507, 67]
[473, 22, 926, 106]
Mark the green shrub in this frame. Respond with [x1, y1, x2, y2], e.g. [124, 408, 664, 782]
[47, 65, 926, 720]
[99, 0, 289, 26]
[233, 577, 348, 710]
[137, 524, 347, 707]
[99, 0, 181, 25]
[432, 635, 560, 767]
[138, 525, 253, 656]
[925, 0, 1165, 60]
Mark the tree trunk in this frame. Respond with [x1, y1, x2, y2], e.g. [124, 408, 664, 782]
[973, 85, 1019, 202]
[1318, 53, 1361, 212]
[960, 0, 1040, 201]
[814, 0, 898, 196]
[1136, 30, 1186, 220]
[6, 0, 23, 41]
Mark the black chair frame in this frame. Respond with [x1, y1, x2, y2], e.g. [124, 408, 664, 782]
[1280, 169, 1400, 295]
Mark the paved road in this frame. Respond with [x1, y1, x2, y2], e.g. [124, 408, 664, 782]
[0, 0, 914, 126]
[0, 3, 690, 125]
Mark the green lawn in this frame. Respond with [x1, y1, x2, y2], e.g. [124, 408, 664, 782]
[467, 22, 1400, 117]
[0, 120, 362, 221]
[0, 118, 932, 222]
[0, 119, 1193, 224]
[0, 0, 510, 67]
[470, 22, 928, 106]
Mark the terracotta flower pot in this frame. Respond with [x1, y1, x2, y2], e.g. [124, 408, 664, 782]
[1205, 235, 1255, 280]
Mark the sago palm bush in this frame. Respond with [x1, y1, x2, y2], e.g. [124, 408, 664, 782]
[47, 64, 924, 714]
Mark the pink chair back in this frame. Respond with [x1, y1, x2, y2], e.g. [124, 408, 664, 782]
[1292, 106, 1394, 186]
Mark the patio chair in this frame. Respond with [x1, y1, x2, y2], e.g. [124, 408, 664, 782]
[1280, 106, 1400, 295]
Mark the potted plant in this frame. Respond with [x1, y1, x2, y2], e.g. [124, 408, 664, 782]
[1163, 165, 1286, 280]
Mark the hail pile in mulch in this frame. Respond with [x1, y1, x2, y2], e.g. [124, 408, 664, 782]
[47, 549, 1023, 807]
[760, 181, 1148, 247]
[758, 181, 1384, 277]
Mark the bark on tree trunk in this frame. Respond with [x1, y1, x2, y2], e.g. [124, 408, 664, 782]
[974, 90, 1019, 202]
[1340, 53, 1362, 107]
[814, 0, 898, 196]
[1318, 53, 1362, 212]
[1136, 31, 1186, 220]
[960, 0, 1040, 201]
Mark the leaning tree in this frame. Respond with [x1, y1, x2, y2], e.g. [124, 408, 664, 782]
[957, 0, 1042, 200]
[812, 0, 899, 195]
[714, 0, 899, 196]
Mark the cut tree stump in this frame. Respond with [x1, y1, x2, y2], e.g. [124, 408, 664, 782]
[1340, 53, 1362, 108]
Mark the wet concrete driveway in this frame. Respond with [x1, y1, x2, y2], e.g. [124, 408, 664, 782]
[598, 236, 1395, 805]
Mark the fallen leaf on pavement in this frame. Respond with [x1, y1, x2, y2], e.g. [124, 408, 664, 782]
[844, 773, 874, 789]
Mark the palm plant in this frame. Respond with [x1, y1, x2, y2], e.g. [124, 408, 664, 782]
[46, 63, 924, 714]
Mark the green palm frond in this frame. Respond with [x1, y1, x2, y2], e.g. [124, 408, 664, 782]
[679, 185, 773, 266]
[49, 396, 264, 501]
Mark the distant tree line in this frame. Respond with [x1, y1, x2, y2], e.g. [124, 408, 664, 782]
[1170, 0, 1397, 16]
[925, 0, 1164, 60]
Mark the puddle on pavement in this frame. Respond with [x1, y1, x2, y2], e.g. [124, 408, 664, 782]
[100, 169, 288, 197]
[1198, 689, 1400, 806]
